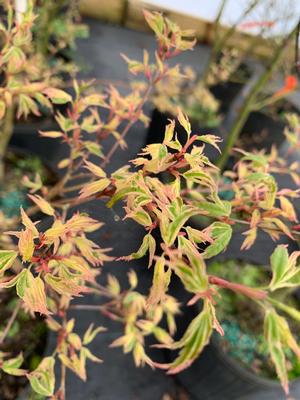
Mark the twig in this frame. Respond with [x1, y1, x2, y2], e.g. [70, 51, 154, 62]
[58, 313, 67, 400]
[100, 82, 153, 168]
[0, 300, 21, 345]
[70, 304, 104, 310]
[70, 304, 122, 321]
[209, 275, 266, 300]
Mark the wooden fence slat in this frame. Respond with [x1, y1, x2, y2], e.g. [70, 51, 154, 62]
[79, 0, 125, 24]
[79, 0, 294, 61]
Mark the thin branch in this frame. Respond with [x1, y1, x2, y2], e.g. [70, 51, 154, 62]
[0, 300, 21, 345]
[209, 275, 267, 299]
[70, 304, 122, 321]
[70, 304, 104, 311]
[100, 82, 153, 169]
[59, 313, 67, 400]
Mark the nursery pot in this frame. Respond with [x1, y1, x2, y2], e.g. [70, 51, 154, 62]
[11, 102, 69, 161]
[236, 109, 289, 153]
[174, 231, 300, 400]
[209, 61, 252, 114]
[11, 120, 61, 162]
[210, 79, 246, 114]
[175, 337, 300, 400]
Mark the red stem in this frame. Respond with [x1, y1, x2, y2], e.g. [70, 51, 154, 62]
[209, 275, 267, 300]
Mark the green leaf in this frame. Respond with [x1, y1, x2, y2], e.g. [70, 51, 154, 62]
[107, 187, 151, 208]
[246, 173, 277, 209]
[0, 270, 27, 289]
[84, 141, 103, 158]
[143, 10, 164, 36]
[166, 206, 199, 246]
[55, 112, 74, 132]
[183, 168, 215, 189]
[0, 250, 18, 275]
[28, 357, 55, 397]
[126, 209, 152, 227]
[119, 234, 156, 268]
[17, 94, 39, 119]
[148, 257, 171, 307]
[16, 269, 30, 298]
[177, 109, 191, 138]
[163, 120, 175, 144]
[2, 353, 26, 376]
[268, 297, 300, 323]
[177, 236, 208, 292]
[264, 310, 288, 394]
[284, 269, 300, 286]
[269, 245, 289, 291]
[197, 200, 231, 218]
[159, 300, 213, 374]
[153, 327, 173, 345]
[203, 222, 232, 259]
[158, 144, 168, 160]
[83, 324, 106, 345]
[22, 274, 49, 315]
[240, 151, 268, 167]
[197, 134, 221, 153]
[43, 88, 72, 104]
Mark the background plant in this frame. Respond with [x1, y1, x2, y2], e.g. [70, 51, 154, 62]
[151, 0, 299, 173]
[148, 1, 259, 128]
[34, 0, 88, 71]
[0, 3, 74, 182]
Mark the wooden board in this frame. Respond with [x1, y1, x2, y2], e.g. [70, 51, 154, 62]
[79, 0, 126, 24]
[78, 0, 294, 61]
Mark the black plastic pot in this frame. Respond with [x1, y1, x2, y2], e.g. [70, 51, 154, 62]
[11, 97, 70, 161]
[175, 338, 300, 400]
[173, 232, 300, 400]
[210, 80, 245, 114]
[237, 110, 287, 153]
[11, 118, 61, 162]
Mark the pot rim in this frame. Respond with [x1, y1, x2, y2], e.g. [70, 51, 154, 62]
[210, 336, 300, 390]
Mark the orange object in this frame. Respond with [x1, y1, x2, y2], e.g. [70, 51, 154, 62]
[274, 75, 298, 97]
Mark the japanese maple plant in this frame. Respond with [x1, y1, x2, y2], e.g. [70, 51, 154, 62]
[0, 8, 300, 399]
[0, 0, 86, 182]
